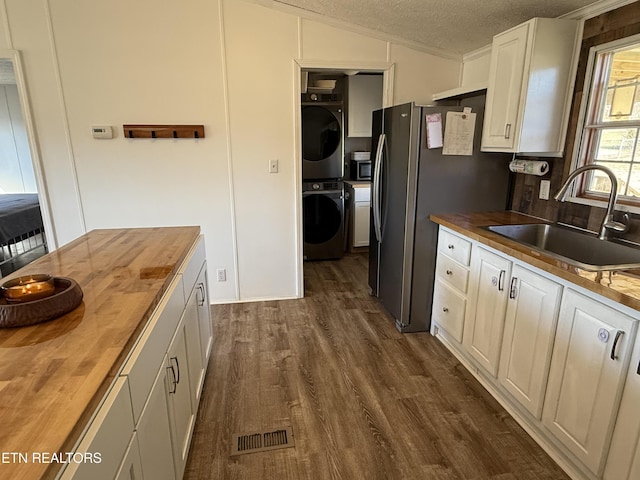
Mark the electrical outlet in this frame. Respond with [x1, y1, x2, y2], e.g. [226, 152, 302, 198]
[216, 268, 227, 282]
[539, 180, 551, 200]
[269, 159, 279, 174]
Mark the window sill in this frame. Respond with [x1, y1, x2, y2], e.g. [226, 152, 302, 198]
[564, 195, 640, 215]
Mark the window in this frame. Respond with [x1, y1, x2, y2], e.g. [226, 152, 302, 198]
[575, 35, 640, 207]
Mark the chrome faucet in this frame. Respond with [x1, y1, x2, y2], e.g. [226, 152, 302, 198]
[554, 164, 629, 240]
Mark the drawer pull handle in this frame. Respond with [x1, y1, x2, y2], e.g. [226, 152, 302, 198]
[197, 283, 205, 306]
[504, 123, 511, 139]
[498, 270, 506, 291]
[509, 277, 518, 299]
[167, 365, 177, 394]
[611, 330, 624, 360]
[171, 356, 180, 384]
[446, 269, 452, 276]
[448, 244, 454, 250]
[442, 307, 449, 313]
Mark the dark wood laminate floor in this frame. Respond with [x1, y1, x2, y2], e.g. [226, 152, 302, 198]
[184, 253, 569, 480]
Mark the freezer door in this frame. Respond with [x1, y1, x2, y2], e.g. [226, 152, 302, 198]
[368, 109, 383, 296]
[377, 103, 416, 323]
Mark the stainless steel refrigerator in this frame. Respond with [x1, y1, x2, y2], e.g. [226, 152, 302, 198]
[368, 94, 512, 333]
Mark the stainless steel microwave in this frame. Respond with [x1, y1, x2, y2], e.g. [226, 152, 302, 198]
[350, 159, 371, 181]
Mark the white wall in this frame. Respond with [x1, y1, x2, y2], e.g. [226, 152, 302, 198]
[0, 0, 460, 302]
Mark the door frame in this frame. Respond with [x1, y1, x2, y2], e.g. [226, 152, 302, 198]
[0, 49, 56, 250]
[292, 60, 394, 297]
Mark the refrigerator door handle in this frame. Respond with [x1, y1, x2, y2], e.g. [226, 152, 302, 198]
[373, 133, 385, 243]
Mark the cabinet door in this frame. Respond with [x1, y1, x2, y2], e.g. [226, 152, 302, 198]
[185, 286, 205, 405]
[498, 265, 561, 418]
[115, 432, 144, 480]
[353, 201, 370, 247]
[137, 361, 176, 480]
[604, 328, 640, 480]
[543, 289, 637, 476]
[166, 322, 196, 479]
[196, 265, 213, 364]
[463, 247, 511, 376]
[482, 22, 528, 150]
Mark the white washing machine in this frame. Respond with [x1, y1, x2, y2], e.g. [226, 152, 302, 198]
[302, 180, 344, 261]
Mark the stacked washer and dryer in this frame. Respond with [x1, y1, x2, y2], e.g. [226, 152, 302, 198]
[301, 92, 345, 261]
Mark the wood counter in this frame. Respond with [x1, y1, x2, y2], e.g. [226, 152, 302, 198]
[0, 227, 200, 480]
[430, 211, 640, 313]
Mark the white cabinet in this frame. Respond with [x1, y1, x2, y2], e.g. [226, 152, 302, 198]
[346, 182, 370, 249]
[196, 264, 213, 364]
[166, 317, 196, 479]
[498, 265, 562, 419]
[185, 287, 205, 406]
[431, 228, 471, 343]
[59, 377, 135, 480]
[481, 18, 578, 155]
[463, 246, 511, 376]
[605, 328, 640, 480]
[543, 289, 637, 476]
[137, 361, 176, 480]
[115, 433, 144, 480]
[346, 74, 383, 137]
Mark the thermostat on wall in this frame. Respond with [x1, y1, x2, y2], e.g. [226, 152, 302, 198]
[91, 125, 113, 139]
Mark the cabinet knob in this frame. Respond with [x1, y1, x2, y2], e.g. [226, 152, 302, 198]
[446, 269, 452, 276]
[448, 244, 454, 250]
[442, 307, 449, 313]
[610, 330, 624, 360]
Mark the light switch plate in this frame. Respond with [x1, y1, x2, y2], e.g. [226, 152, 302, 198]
[269, 159, 279, 174]
[539, 180, 551, 200]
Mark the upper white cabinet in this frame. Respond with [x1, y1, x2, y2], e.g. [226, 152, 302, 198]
[542, 289, 637, 476]
[346, 74, 383, 137]
[481, 18, 579, 156]
[604, 326, 640, 480]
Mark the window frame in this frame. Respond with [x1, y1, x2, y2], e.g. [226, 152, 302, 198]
[569, 32, 640, 213]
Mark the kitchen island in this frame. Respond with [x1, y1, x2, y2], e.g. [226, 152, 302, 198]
[0, 227, 206, 480]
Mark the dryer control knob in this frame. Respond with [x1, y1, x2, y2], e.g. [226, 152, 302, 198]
[312, 183, 321, 190]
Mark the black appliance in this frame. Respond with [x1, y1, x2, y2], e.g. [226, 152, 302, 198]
[301, 94, 344, 180]
[302, 180, 344, 260]
[350, 159, 372, 180]
[369, 95, 512, 332]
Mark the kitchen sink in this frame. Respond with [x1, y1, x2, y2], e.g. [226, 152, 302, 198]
[483, 223, 640, 271]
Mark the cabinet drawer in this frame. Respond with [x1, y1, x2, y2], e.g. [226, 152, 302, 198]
[181, 235, 206, 298]
[121, 275, 185, 424]
[435, 254, 469, 293]
[60, 377, 134, 480]
[353, 185, 370, 202]
[432, 279, 466, 343]
[438, 229, 471, 266]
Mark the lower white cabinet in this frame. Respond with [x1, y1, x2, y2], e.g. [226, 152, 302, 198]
[137, 361, 176, 480]
[463, 246, 511, 376]
[498, 265, 562, 419]
[115, 433, 144, 480]
[185, 286, 205, 405]
[604, 327, 640, 480]
[196, 263, 213, 364]
[542, 289, 637, 476]
[166, 317, 196, 479]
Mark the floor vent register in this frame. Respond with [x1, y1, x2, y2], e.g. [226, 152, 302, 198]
[231, 426, 295, 456]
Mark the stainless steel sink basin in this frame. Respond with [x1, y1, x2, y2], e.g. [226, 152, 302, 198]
[483, 223, 640, 271]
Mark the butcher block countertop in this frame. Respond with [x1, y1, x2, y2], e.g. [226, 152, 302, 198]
[0, 227, 199, 480]
[430, 211, 640, 313]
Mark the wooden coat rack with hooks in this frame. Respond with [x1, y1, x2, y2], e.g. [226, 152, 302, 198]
[123, 124, 205, 139]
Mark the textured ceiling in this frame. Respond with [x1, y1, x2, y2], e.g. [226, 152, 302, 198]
[273, 0, 600, 55]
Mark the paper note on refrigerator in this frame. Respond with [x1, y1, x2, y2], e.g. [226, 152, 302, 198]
[425, 113, 443, 149]
[442, 111, 476, 156]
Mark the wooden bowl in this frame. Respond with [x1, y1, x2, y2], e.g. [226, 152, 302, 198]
[0, 277, 83, 328]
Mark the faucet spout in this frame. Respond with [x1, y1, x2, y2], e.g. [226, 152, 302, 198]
[554, 165, 629, 240]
